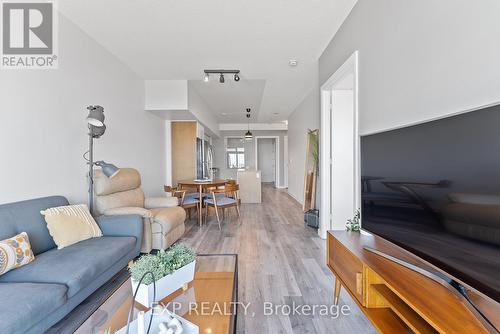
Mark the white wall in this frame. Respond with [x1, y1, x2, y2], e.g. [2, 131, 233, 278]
[320, 0, 500, 135]
[187, 84, 220, 137]
[145, 80, 188, 110]
[287, 88, 320, 204]
[0, 14, 166, 204]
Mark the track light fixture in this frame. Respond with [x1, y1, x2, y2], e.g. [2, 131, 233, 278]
[203, 69, 241, 83]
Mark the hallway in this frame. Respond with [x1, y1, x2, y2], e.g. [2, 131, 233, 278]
[181, 185, 375, 333]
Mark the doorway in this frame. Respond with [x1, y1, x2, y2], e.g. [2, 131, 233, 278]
[320, 51, 360, 239]
[255, 136, 280, 188]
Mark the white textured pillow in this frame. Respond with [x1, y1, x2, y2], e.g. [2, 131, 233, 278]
[41, 204, 102, 249]
[0, 232, 35, 276]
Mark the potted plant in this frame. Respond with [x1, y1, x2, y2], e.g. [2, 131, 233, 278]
[346, 209, 361, 232]
[129, 243, 196, 307]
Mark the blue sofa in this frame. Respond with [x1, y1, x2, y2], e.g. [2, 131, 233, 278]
[0, 196, 143, 334]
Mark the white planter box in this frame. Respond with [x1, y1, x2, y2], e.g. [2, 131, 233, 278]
[131, 260, 196, 307]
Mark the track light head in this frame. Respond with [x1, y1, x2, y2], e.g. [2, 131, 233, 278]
[219, 74, 225, 83]
[204, 73, 209, 82]
[234, 74, 240, 82]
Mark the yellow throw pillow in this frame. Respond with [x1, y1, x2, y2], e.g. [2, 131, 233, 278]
[0, 232, 35, 276]
[41, 204, 102, 249]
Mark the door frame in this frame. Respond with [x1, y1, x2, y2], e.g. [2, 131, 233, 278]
[283, 135, 288, 188]
[319, 51, 360, 239]
[255, 136, 280, 187]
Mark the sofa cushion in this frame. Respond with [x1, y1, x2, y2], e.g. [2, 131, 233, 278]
[0, 236, 135, 297]
[95, 188, 145, 216]
[0, 282, 67, 334]
[150, 207, 186, 234]
[0, 196, 68, 255]
[94, 168, 142, 196]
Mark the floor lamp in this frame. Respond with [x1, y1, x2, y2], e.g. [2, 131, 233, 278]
[85, 105, 120, 214]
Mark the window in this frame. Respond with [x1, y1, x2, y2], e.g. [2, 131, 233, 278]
[226, 137, 245, 169]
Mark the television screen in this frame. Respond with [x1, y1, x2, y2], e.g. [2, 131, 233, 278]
[361, 104, 500, 302]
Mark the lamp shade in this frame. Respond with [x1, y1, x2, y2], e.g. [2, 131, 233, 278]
[90, 124, 106, 138]
[95, 161, 120, 178]
[86, 106, 105, 127]
[244, 130, 253, 140]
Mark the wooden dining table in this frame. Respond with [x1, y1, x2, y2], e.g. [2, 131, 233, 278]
[177, 179, 228, 226]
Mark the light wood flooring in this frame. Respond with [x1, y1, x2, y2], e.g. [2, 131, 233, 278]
[181, 184, 376, 334]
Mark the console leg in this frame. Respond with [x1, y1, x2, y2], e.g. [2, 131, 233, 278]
[334, 277, 342, 305]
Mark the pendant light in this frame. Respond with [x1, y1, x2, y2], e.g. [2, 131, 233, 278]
[245, 108, 253, 140]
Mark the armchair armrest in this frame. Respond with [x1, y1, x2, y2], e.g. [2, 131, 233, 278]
[103, 206, 153, 218]
[145, 197, 178, 209]
[96, 214, 143, 239]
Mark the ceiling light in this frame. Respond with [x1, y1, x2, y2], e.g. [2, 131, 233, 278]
[204, 70, 240, 84]
[289, 59, 298, 67]
[245, 130, 253, 140]
[245, 108, 253, 140]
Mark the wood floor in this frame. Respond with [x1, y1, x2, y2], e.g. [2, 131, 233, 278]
[181, 185, 376, 334]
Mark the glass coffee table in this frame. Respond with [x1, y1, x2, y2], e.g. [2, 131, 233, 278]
[75, 254, 237, 334]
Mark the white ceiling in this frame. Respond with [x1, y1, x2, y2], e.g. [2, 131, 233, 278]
[59, 0, 357, 123]
[189, 79, 265, 122]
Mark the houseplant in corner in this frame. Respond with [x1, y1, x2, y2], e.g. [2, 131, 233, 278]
[129, 243, 196, 307]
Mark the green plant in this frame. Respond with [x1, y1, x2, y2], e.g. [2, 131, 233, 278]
[129, 243, 196, 285]
[346, 209, 361, 232]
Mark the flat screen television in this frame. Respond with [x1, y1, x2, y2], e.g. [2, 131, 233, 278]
[361, 104, 500, 303]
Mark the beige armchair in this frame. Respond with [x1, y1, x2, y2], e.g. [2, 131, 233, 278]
[93, 168, 186, 253]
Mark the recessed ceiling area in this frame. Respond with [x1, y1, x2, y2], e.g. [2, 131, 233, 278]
[58, 0, 357, 123]
[189, 79, 265, 123]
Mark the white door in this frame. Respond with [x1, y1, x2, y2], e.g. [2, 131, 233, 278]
[320, 51, 359, 238]
[331, 90, 356, 229]
[258, 138, 276, 183]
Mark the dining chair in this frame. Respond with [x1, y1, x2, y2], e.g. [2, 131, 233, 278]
[178, 184, 208, 201]
[204, 183, 240, 229]
[164, 185, 199, 221]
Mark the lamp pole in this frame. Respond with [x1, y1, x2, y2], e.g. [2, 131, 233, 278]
[85, 105, 120, 215]
[88, 125, 95, 214]
[86, 105, 105, 215]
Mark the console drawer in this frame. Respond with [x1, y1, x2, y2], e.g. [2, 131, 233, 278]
[328, 233, 364, 304]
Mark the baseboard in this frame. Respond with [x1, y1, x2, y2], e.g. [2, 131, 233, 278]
[287, 191, 303, 205]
